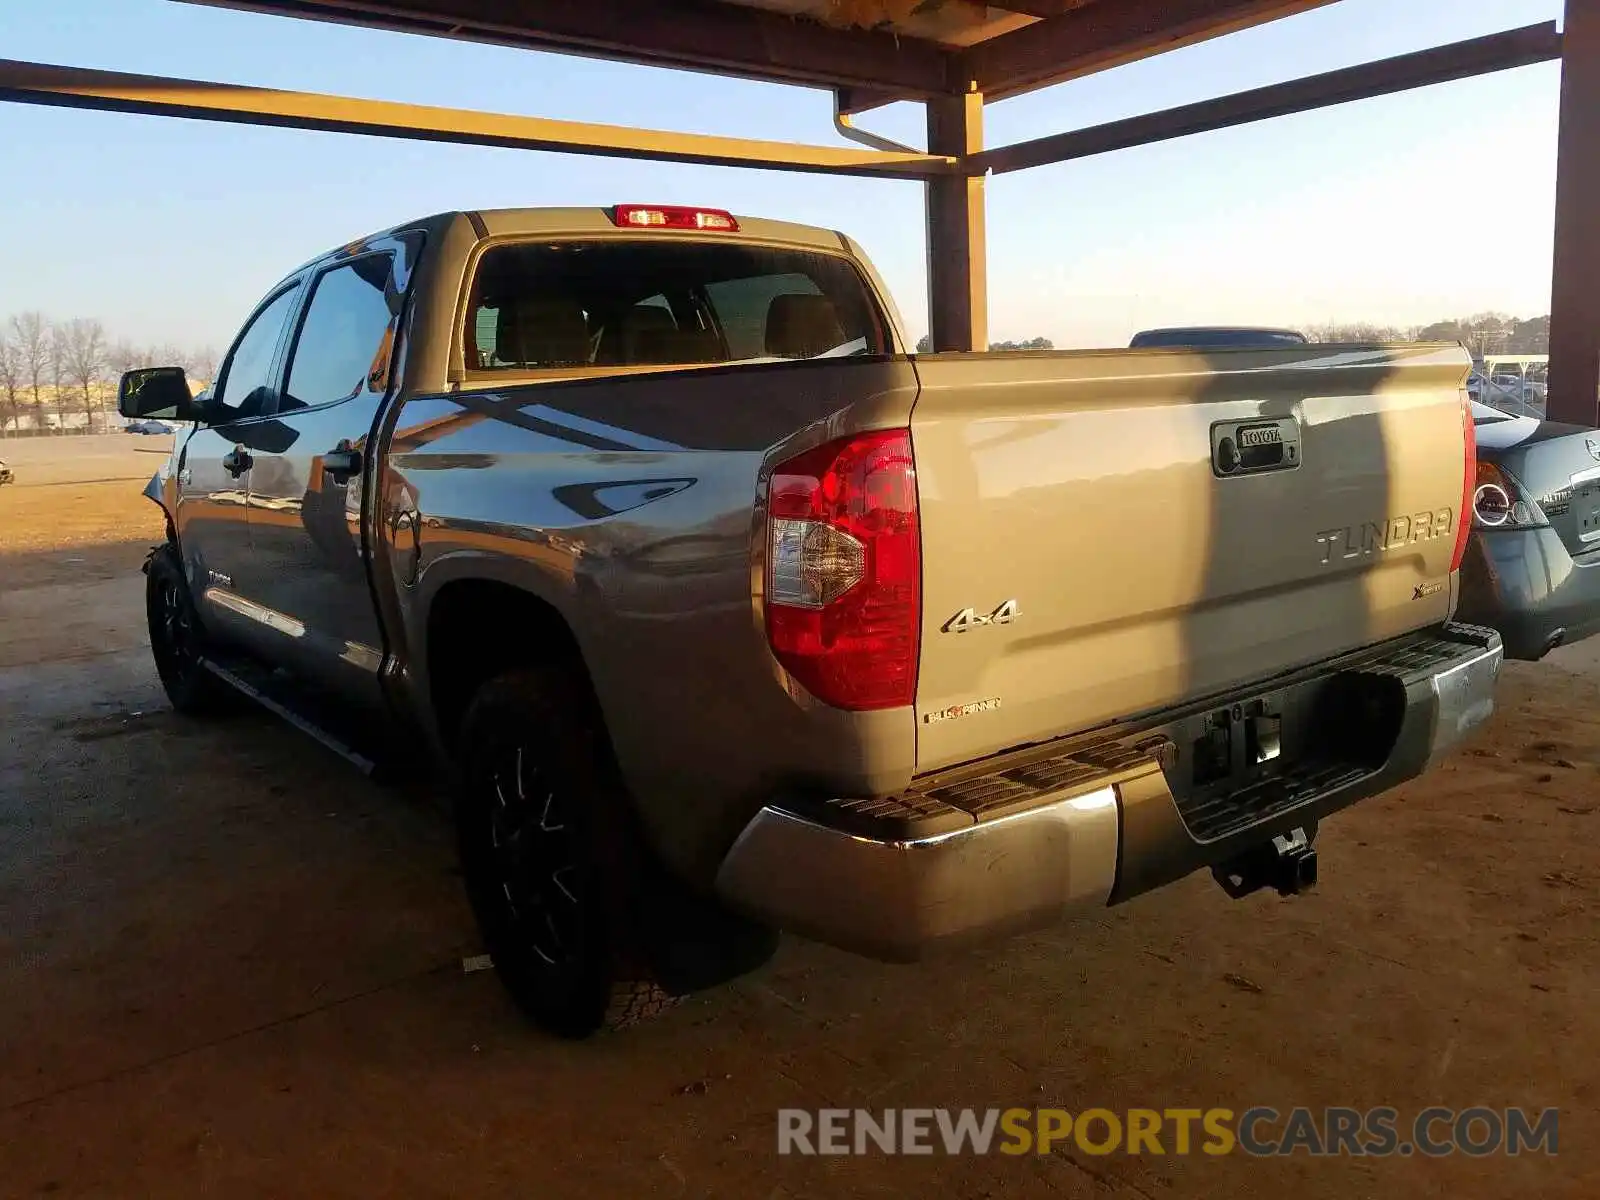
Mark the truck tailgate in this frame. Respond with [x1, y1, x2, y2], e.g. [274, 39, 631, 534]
[908, 344, 1472, 773]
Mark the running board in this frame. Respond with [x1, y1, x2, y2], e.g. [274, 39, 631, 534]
[201, 658, 378, 776]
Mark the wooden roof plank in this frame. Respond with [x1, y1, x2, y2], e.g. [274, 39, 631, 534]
[174, 0, 953, 97]
[960, 0, 1338, 99]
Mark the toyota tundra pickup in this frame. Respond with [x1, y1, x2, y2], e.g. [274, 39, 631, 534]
[119, 204, 1502, 1038]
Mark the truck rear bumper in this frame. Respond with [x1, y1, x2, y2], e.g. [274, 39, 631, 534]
[713, 624, 1502, 962]
[714, 776, 1125, 963]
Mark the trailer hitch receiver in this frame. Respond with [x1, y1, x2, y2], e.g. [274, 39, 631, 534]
[1213, 827, 1318, 899]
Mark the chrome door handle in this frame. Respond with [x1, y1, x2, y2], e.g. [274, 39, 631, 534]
[222, 446, 253, 477]
[322, 444, 362, 483]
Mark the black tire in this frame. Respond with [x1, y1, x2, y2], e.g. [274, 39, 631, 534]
[144, 543, 235, 716]
[455, 668, 677, 1039]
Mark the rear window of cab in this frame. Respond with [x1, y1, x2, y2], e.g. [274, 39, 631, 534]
[463, 239, 890, 373]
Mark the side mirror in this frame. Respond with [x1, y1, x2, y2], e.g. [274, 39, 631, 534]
[119, 367, 199, 422]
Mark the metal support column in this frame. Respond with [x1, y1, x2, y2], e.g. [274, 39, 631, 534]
[925, 89, 987, 352]
[1548, 0, 1600, 426]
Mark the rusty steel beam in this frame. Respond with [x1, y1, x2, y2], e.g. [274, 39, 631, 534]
[176, 0, 953, 99]
[963, 0, 1337, 100]
[835, 85, 916, 116]
[1548, 0, 1600, 427]
[971, 22, 1564, 174]
[0, 59, 955, 180]
[926, 90, 987, 353]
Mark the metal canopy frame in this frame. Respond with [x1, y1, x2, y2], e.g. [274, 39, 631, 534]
[0, 59, 954, 179]
[1, 0, 1594, 423]
[973, 22, 1563, 174]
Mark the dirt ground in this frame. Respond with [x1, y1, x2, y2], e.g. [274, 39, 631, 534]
[1, 448, 1598, 1199]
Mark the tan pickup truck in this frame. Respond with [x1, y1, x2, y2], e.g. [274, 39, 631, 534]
[119, 204, 1502, 1037]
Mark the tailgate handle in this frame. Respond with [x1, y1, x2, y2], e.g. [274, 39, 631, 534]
[1212, 417, 1301, 478]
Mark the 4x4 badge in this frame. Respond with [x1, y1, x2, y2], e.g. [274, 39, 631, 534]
[943, 599, 1018, 633]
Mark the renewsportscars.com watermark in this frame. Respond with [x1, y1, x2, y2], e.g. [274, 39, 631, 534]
[777, 1107, 1559, 1158]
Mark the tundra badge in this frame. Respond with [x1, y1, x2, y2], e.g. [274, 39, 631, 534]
[1317, 511, 1453, 564]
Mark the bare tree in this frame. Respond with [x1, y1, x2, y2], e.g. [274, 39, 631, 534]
[0, 332, 21, 433]
[106, 340, 144, 381]
[1306, 322, 1407, 344]
[148, 343, 185, 370]
[9, 312, 51, 431]
[1510, 315, 1549, 354]
[62, 318, 107, 431]
[50, 322, 70, 432]
[186, 345, 219, 387]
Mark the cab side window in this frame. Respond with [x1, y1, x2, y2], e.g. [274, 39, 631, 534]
[212, 286, 300, 422]
[283, 254, 400, 412]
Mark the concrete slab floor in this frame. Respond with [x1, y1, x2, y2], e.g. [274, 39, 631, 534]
[1, 482, 1597, 1198]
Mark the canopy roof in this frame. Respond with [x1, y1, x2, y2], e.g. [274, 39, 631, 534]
[178, 0, 1333, 109]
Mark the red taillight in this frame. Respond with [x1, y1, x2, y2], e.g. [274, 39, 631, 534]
[610, 204, 739, 232]
[1471, 459, 1550, 530]
[1450, 392, 1477, 572]
[764, 429, 920, 711]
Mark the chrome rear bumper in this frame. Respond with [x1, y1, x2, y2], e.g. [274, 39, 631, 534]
[714, 773, 1129, 962]
[1424, 636, 1503, 768]
[715, 625, 1502, 962]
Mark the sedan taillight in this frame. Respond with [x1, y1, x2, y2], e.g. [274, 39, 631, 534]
[1472, 460, 1549, 531]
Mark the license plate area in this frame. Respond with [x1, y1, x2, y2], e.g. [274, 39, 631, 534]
[1166, 670, 1405, 842]
[1191, 700, 1284, 790]
[1575, 481, 1600, 543]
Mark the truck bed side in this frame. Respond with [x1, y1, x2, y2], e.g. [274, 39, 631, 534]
[381, 357, 922, 879]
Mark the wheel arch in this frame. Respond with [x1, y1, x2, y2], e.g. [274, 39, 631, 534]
[143, 470, 178, 544]
[418, 562, 598, 753]
[415, 557, 782, 996]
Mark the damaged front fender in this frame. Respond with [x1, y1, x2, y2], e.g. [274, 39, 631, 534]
[143, 463, 180, 544]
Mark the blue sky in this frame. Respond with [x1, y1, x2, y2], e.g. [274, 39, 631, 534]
[0, 0, 1565, 351]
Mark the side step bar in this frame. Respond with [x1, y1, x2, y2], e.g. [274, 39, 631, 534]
[201, 658, 378, 776]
